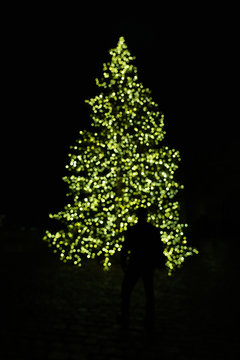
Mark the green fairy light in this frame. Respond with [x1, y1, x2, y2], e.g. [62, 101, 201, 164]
[44, 36, 198, 275]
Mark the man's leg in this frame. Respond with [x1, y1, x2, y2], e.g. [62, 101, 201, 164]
[121, 267, 139, 327]
[142, 270, 155, 329]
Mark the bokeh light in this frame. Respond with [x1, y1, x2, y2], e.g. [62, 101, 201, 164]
[44, 37, 198, 275]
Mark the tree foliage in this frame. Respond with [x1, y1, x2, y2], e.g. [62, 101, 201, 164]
[44, 37, 198, 274]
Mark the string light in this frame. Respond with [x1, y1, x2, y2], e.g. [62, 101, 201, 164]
[44, 37, 198, 275]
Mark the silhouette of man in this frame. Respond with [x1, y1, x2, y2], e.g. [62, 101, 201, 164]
[120, 207, 165, 329]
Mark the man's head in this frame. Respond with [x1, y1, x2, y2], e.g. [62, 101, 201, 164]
[136, 207, 148, 222]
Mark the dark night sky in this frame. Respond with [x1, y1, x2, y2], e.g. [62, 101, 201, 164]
[1, 6, 238, 232]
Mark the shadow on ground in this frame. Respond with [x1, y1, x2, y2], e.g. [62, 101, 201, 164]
[1, 229, 239, 359]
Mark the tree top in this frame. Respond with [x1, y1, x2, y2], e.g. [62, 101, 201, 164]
[96, 36, 137, 88]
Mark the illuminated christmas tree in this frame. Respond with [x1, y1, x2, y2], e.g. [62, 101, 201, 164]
[44, 37, 198, 275]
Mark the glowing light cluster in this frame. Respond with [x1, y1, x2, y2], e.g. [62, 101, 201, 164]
[44, 37, 198, 275]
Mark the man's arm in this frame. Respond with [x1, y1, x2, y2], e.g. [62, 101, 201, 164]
[151, 228, 166, 269]
[121, 230, 132, 271]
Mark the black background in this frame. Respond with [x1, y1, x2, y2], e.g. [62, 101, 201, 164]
[1, 5, 238, 237]
[1, 6, 240, 359]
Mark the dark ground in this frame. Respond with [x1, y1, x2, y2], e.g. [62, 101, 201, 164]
[1, 229, 239, 359]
